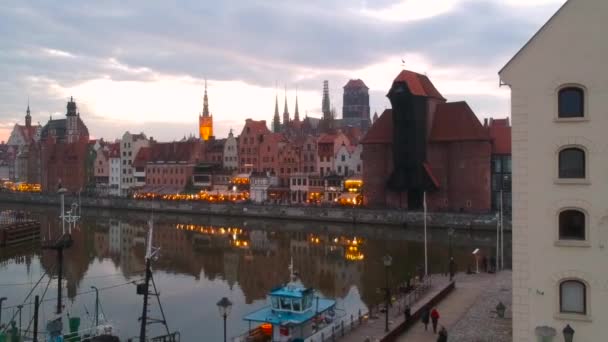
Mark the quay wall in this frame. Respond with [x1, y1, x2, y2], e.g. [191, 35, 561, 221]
[0, 192, 511, 231]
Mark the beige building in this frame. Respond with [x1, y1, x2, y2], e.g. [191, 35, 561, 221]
[223, 129, 238, 170]
[499, 0, 608, 340]
[119, 132, 149, 196]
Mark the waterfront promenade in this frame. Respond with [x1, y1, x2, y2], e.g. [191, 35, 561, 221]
[336, 271, 512, 342]
[0, 192, 508, 230]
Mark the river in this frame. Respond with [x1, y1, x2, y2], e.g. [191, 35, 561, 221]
[0, 204, 511, 341]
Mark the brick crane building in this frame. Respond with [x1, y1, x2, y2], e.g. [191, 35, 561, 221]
[361, 70, 506, 213]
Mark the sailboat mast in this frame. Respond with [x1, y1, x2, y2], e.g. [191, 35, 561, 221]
[139, 218, 154, 342]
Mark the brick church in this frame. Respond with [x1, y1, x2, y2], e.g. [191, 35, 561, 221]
[40, 97, 90, 192]
[361, 70, 510, 213]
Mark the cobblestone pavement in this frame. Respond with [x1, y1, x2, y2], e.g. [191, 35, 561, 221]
[396, 271, 512, 342]
[447, 271, 512, 342]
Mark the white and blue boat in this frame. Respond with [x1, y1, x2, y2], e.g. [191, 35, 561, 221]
[238, 260, 336, 342]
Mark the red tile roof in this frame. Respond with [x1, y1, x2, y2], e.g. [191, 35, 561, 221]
[148, 141, 202, 163]
[360, 109, 393, 144]
[429, 102, 490, 142]
[108, 143, 120, 158]
[243, 119, 270, 136]
[488, 119, 511, 155]
[344, 79, 368, 89]
[393, 70, 445, 100]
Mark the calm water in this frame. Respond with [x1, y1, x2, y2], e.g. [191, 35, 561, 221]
[0, 204, 511, 341]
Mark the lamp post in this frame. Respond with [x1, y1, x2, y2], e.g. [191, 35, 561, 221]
[0, 297, 6, 327]
[563, 324, 574, 342]
[217, 297, 233, 342]
[382, 255, 392, 333]
[472, 249, 480, 274]
[91, 286, 99, 327]
[448, 228, 455, 281]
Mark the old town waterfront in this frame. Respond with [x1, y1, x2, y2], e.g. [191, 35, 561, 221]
[0, 204, 510, 341]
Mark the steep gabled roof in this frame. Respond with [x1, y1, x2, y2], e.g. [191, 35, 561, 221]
[148, 141, 201, 163]
[360, 109, 393, 144]
[392, 70, 445, 100]
[429, 102, 490, 142]
[499, 0, 572, 76]
[133, 147, 151, 168]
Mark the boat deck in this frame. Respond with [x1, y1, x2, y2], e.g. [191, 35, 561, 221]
[244, 298, 335, 325]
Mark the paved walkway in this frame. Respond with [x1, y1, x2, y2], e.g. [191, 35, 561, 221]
[340, 275, 452, 342]
[396, 271, 512, 342]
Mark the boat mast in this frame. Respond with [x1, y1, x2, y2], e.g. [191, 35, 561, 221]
[139, 217, 155, 342]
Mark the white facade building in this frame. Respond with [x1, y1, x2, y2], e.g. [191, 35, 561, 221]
[120, 132, 149, 196]
[223, 130, 239, 170]
[499, 0, 608, 340]
[250, 171, 277, 203]
[334, 144, 362, 177]
[108, 143, 121, 197]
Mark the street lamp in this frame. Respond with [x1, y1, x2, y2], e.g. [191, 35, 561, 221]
[448, 228, 455, 281]
[472, 248, 480, 274]
[382, 255, 392, 333]
[217, 297, 233, 342]
[563, 324, 574, 342]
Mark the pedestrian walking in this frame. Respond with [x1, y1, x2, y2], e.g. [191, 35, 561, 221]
[421, 307, 430, 331]
[431, 307, 440, 333]
[437, 326, 448, 342]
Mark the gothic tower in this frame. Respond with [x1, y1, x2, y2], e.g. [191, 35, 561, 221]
[282, 87, 290, 126]
[294, 89, 300, 122]
[66, 96, 79, 143]
[199, 80, 213, 141]
[25, 103, 31, 128]
[272, 93, 281, 133]
[322, 80, 330, 119]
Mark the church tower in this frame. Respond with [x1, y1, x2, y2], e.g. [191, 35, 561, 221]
[282, 87, 290, 126]
[272, 93, 281, 133]
[199, 80, 213, 141]
[25, 103, 32, 128]
[66, 96, 79, 143]
[294, 89, 300, 122]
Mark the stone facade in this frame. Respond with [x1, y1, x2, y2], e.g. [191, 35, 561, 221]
[499, 0, 608, 340]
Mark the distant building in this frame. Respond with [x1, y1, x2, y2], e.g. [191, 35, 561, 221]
[250, 171, 278, 203]
[120, 132, 149, 196]
[40, 97, 90, 192]
[487, 118, 512, 213]
[7, 105, 42, 183]
[223, 129, 239, 170]
[335, 143, 362, 177]
[342, 79, 371, 131]
[204, 138, 225, 165]
[238, 119, 271, 173]
[499, 0, 604, 340]
[93, 141, 110, 195]
[199, 80, 213, 141]
[108, 143, 121, 196]
[317, 132, 350, 177]
[143, 140, 204, 193]
[361, 70, 506, 212]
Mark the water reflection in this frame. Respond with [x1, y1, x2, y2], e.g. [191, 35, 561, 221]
[0, 205, 510, 341]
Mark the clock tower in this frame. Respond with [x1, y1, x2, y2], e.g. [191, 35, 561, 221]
[199, 80, 213, 141]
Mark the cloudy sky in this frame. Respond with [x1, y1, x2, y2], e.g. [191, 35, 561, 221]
[0, 0, 565, 142]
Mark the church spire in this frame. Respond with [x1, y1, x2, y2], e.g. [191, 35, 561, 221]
[282, 86, 289, 125]
[294, 87, 300, 122]
[272, 91, 281, 133]
[322, 80, 330, 119]
[202, 79, 210, 117]
[25, 98, 31, 128]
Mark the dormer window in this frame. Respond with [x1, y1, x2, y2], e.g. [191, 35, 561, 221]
[558, 87, 584, 118]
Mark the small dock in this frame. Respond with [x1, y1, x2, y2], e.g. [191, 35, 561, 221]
[0, 212, 40, 247]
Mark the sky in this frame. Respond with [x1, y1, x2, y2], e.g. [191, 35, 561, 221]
[0, 0, 566, 142]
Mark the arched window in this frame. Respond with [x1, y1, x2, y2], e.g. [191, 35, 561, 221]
[559, 210, 585, 240]
[558, 148, 585, 178]
[558, 87, 584, 118]
[560, 280, 586, 314]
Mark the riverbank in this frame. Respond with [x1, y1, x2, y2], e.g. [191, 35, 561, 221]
[0, 192, 511, 231]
